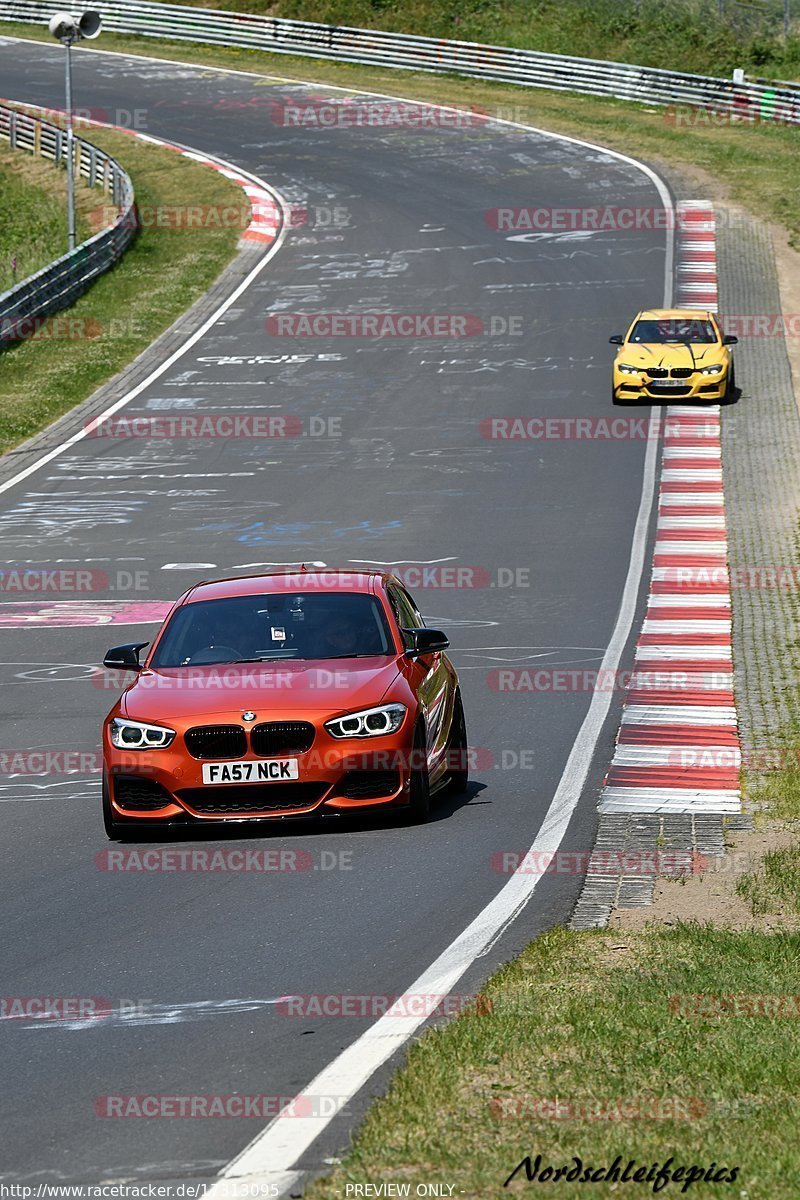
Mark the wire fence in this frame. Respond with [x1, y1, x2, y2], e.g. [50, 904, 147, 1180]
[0, 102, 136, 346]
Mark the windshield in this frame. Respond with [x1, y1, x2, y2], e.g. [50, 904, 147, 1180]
[629, 318, 718, 345]
[151, 592, 395, 666]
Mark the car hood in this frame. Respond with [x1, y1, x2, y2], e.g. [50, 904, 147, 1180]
[619, 342, 726, 368]
[120, 657, 404, 722]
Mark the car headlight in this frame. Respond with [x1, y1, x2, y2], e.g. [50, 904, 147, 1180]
[617, 363, 641, 375]
[700, 364, 724, 375]
[325, 703, 407, 739]
[110, 717, 176, 750]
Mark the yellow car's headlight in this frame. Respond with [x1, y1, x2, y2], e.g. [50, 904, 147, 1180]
[617, 363, 641, 376]
[700, 364, 724, 376]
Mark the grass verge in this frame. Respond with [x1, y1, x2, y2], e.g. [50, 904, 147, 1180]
[0, 113, 245, 454]
[736, 741, 800, 917]
[307, 925, 800, 1198]
[0, 143, 92, 291]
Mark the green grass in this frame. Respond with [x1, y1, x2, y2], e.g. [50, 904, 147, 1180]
[131, 0, 800, 79]
[745, 739, 800, 823]
[0, 144, 90, 291]
[307, 925, 800, 1198]
[736, 736, 800, 917]
[0, 116, 244, 453]
[737, 848, 800, 916]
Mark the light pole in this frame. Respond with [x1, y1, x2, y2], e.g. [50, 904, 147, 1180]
[47, 10, 102, 254]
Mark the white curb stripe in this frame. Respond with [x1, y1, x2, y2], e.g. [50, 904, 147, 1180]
[611, 744, 741, 767]
[621, 704, 738, 725]
[646, 593, 730, 607]
[634, 645, 732, 661]
[600, 788, 740, 813]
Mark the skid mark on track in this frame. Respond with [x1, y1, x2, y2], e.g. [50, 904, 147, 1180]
[19, 997, 293, 1032]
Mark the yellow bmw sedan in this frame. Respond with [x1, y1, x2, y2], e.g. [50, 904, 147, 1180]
[610, 308, 738, 405]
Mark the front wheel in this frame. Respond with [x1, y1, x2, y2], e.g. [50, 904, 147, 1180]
[725, 362, 736, 401]
[406, 722, 431, 824]
[447, 692, 469, 795]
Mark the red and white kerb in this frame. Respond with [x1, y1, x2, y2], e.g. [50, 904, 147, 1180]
[599, 201, 741, 814]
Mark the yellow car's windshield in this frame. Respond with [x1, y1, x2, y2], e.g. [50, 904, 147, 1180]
[630, 319, 717, 345]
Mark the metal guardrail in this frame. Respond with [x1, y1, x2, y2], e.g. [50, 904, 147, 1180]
[0, 102, 136, 345]
[1, 0, 799, 124]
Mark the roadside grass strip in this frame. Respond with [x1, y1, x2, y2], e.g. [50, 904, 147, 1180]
[0, 141, 93, 290]
[736, 736, 800, 918]
[307, 925, 800, 1199]
[599, 203, 741, 816]
[0, 109, 248, 455]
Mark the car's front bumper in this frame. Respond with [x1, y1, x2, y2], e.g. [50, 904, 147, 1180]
[104, 732, 414, 822]
[613, 371, 728, 402]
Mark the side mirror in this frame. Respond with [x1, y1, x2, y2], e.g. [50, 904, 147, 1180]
[402, 628, 450, 656]
[608, 334, 624, 345]
[722, 334, 738, 346]
[103, 642, 149, 671]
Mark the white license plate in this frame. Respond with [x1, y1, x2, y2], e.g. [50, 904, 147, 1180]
[654, 379, 685, 387]
[202, 759, 299, 784]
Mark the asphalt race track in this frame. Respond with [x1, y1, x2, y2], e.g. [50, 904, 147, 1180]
[0, 38, 669, 1189]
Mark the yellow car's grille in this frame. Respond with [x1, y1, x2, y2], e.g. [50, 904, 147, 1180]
[643, 366, 708, 379]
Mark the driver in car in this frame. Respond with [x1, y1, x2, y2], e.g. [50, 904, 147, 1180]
[186, 607, 247, 663]
[313, 611, 385, 658]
